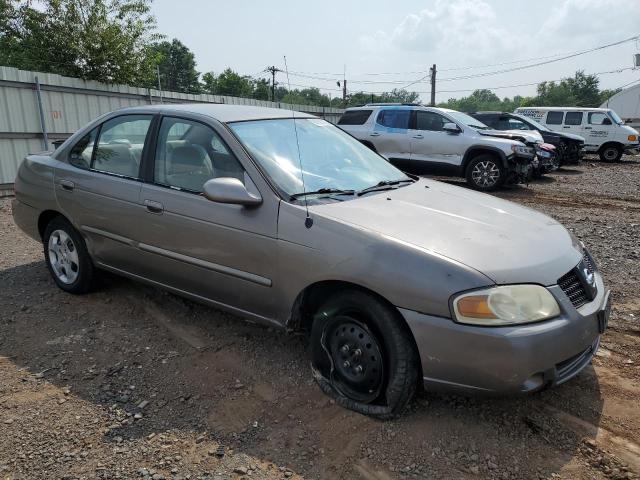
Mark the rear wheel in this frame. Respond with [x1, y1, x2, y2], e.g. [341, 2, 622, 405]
[599, 144, 622, 162]
[310, 290, 419, 420]
[465, 154, 505, 191]
[43, 216, 96, 294]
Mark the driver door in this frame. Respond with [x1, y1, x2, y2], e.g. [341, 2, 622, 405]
[409, 110, 464, 166]
[134, 115, 280, 319]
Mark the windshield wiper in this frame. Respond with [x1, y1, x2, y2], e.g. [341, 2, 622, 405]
[289, 188, 355, 200]
[357, 179, 414, 196]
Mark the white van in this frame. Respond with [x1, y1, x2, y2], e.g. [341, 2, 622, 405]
[515, 107, 639, 162]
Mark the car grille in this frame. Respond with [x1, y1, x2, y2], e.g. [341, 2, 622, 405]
[558, 250, 596, 309]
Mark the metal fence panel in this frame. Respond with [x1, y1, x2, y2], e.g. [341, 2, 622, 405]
[0, 66, 344, 187]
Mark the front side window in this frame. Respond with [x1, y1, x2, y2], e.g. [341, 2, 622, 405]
[376, 109, 411, 129]
[546, 111, 564, 125]
[154, 117, 245, 193]
[564, 112, 583, 126]
[68, 127, 98, 169]
[415, 111, 447, 131]
[589, 112, 611, 125]
[505, 118, 531, 130]
[93, 115, 152, 178]
[229, 118, 410, 199]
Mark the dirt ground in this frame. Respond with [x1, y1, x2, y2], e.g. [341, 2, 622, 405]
[0, 155, 639, 480]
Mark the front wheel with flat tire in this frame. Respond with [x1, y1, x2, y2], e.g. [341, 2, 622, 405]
[465, 154, 505, 191]
[310, 290, 419, 420]
[43, 216, 95, 294]
[599, 144, 622, 162]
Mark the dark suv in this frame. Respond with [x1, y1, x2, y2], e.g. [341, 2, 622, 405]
[471, 112, 585, 166]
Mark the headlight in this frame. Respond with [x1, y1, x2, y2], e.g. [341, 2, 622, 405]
[452, 285, 560, 326]
[511, 144, 534, 157]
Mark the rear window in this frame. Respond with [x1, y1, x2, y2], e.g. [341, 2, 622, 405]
[376, 109, 411, 129]
[564, 112, 583, 126]
[546, 111, 564, 125]
[338, 110, 373, 125]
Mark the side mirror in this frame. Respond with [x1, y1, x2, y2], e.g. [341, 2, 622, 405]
[203, 177, 262, 206]
[602, 118, 612, 125]
[443, 122, 461, 134]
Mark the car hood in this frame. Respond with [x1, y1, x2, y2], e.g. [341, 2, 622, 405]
[555, 131, 585, 143]
[311, 179, 582, 286]
[480, 129, 542, 144]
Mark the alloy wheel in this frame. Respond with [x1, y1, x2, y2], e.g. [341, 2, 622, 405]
[48, 229, 79, 284]
[471, 160, 501, 187]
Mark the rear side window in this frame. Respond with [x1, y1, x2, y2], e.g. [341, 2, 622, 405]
[475, 115, 498, 128]
[546, 111, 564, 125]
[93, 115, 153, 178]
[376, 109, 410, 129]
[564, 112, 583, 126]
[338, 110, 373, 125]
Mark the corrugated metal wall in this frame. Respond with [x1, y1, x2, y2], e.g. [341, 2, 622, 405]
[0, 66, 345, 191]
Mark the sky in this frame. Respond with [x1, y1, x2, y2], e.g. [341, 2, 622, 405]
[153, 0, 640, 103]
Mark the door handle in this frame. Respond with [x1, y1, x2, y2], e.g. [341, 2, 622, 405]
[584, 127, 592, 130]
[370, 132, 381, 137]
[144, 199, 164, 214]
[412, 134, 424, 139]
[563, 126, 570, 129]
[59, 179, 75, 191]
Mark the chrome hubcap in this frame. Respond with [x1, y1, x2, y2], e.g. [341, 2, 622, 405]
[471, 160, 500, 187]
[48, 230, 79, 284]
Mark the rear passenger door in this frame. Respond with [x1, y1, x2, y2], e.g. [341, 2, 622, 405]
[561, 111, 584, 137]
[371, 108, 412, 160]
[55, 114, 154, 270]
[135, 115, 280, 318]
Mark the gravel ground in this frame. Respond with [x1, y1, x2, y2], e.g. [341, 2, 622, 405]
[0, 155, 639, 480]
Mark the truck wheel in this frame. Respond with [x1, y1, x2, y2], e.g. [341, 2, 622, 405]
[599, 144, 622, 162]
[310, 289, 419, 420]
[43, 216, 96, 294]
[466, 154, 505, 191]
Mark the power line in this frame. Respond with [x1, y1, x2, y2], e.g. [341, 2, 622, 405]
[403, 34, 639, 88]
[282, 34, 639, 83]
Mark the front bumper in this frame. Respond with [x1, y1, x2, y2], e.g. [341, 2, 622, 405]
[400, 273, 609, 394]
[624, 144, 639, 155]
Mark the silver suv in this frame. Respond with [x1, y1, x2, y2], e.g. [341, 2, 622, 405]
[338, 104, 538, 190]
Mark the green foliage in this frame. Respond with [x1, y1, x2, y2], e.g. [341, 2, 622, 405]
[346, 89, 420, 107]
[151, 39, 200, 93]
[438, 71, 619, 112]
[201, 68, 254, 97]
[0, 0, 159, 85]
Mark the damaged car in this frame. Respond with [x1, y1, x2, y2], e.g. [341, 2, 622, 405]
[471, 111, 585, 165]
[338, 104, 538, 191]
[12, 104, 611, 419]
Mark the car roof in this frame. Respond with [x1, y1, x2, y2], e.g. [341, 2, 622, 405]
[344, 105, 462, 115]
[516, 106, 611, 113]
[113, 104, 316, 123]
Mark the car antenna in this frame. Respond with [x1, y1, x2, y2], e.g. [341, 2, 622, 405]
[283, 55, 313, 229]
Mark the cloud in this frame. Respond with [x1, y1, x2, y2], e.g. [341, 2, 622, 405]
[359, 0, 523, 62]
[541, 0, 640, 45]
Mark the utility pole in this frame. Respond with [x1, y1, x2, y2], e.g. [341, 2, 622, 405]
[430, 64, 436, 106]
[156, 65, 163, 104]
[266, 66, 280, 102]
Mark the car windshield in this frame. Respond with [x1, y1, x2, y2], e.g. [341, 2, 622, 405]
[447, 111, 490, 130]
[512, 113, 551, 132]
[228, 118, 411, 200]
[608, 110, 624, 125]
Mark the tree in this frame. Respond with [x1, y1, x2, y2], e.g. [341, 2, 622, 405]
[202, 68, 254, 97]
[152, 39, 200, 93]
[253, 78, 271, 101]
[0, 0, 159, 85]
